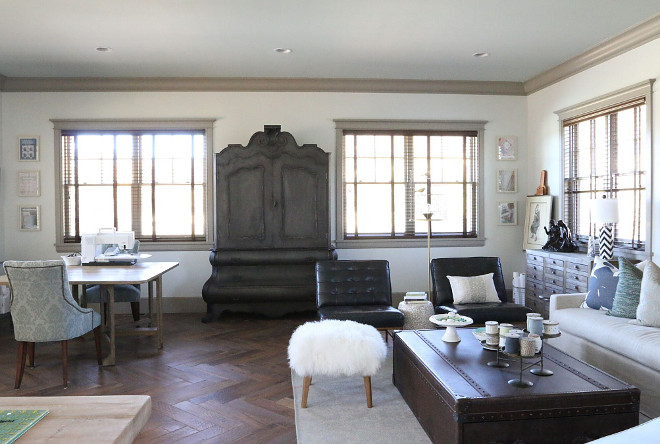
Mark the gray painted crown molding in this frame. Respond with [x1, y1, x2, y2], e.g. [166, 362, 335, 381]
[0, 76, 525, 95]
[524, 13, 660, 94]
[0, 14, 658, 95]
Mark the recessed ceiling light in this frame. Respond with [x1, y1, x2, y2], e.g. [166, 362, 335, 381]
[472, 52, 489, 58]
[96, 47, 113, 52]
[274, 48, 293, 54]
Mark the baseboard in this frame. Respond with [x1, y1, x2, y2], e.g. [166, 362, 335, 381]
[100, 293, 411, 314]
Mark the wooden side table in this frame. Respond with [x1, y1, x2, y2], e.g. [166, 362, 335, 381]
[398, 301, 435, 330]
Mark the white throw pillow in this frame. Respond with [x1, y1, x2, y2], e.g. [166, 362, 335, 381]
[631, 261, 660, 327]
[447, 273, 501, 304]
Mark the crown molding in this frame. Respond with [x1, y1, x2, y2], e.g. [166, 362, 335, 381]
[0, 76, 525, 95]
[524, 13, 660, 94]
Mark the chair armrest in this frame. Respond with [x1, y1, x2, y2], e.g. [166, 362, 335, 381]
[550, 293, 586, 314]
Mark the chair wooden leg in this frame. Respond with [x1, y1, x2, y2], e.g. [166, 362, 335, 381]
[130, 301, 140, 322]
[61, 340, 68, 388]
[27, 342, 35, 368]
[93, 326, 103, 365]
[364, 376, 373, 408]
[301, 376, 312, 408]
[15, 341, 28, 389]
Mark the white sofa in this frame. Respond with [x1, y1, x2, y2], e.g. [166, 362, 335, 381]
[550, 293, 660, 418]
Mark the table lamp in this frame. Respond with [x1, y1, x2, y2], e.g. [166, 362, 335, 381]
[591, 195, 619, 261]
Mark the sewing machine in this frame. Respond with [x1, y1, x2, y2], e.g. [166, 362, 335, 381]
[81, 229, 139, 265]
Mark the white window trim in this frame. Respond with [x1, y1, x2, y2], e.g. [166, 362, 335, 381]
[52, 118, 216, 252]
[334, 119, 486, 249]
[555, 80, 654, 260]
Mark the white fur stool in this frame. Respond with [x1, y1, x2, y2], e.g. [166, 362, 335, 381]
[288, 319, 387, 408]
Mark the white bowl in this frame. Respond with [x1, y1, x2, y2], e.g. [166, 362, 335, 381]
[61, 255, 81, 266]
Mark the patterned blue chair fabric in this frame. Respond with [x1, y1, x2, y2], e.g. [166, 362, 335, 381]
[3, 259, 102, 388]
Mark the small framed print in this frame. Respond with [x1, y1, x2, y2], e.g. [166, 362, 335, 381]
[17, 170, 41, 197]
[497, 136, 517, 161]
[496, 169, 517, 193]
[497, 201, 517, 225]
[18, 136, 40, 161]
[19, 205, 41, 231]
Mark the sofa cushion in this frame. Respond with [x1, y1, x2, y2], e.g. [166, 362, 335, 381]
[609, 257, 643, 319]
[633, 261, 660, 327]
[553, 306, 660, 373]
[446, 273, 500, 304]
[584, 258, 619, 310]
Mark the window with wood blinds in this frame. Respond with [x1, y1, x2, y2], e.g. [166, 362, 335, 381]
[53, 119, 214, 251]
[334, 120, 485, 248]
[557, 81, 653, 254]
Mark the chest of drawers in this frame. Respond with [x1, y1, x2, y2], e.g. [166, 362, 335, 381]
[524, 251, 594, 318]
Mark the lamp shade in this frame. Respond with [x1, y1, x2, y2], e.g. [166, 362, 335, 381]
[591, 197, 619, 224]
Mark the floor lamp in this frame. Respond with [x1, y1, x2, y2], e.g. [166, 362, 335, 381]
[592, 195, 619, 261]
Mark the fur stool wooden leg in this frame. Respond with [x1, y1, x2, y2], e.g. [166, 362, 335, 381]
[288, 319, 387, 408]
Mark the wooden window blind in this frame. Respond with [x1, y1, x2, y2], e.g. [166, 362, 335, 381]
[562, 98, 646, 250]
[60, 129, 208, 244]
[341, 130, 479, 240]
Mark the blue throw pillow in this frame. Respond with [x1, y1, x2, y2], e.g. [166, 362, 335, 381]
[584, 257, 619, 310]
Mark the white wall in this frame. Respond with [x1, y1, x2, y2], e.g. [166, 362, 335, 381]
[1, 90, 528, 300]
[527, 38, 660, 257]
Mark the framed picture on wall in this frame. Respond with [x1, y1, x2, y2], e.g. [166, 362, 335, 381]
[496, 169, 517, 193]
[18, 136, 40, 161]
[497, 201, 517, 225]
[18, 205, 41, 231]
[523, 195, 552, 249]
[496, 136, 517, 161]
[17, 170, 41, 197]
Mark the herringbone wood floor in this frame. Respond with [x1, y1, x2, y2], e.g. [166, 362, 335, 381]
[0, 311, 317, 443]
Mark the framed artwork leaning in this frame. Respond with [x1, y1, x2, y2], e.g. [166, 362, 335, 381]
[523, 195, 552, 249]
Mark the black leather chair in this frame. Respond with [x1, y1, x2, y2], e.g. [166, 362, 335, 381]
[430, 257, 531, 324]
[316, 260, 404, 339]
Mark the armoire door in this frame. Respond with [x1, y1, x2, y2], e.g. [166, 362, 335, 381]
[216, 152, 274, 249]
[272, 152, 329, 248]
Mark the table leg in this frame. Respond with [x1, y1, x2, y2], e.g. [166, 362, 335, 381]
[156, 276, 163, 349]
[102, 285, 116, 366]
[148, 281, 154, 328]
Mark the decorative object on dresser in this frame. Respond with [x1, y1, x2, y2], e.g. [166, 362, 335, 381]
[202, 126, 336, 321]
[535, 169, 548, 195]
[592, 195, 619, 261]
[541, 219, 576, 252]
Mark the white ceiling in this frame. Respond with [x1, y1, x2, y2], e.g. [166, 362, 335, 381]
[0, 0, 659, 83]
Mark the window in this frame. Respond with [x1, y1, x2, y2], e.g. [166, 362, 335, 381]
[335, 120, 485, 248]
[53, 119, 214, 251]
[557, 81, 653, 255]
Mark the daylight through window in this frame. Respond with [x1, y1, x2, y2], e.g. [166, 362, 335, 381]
[336, 121, 484, 246]
[54, 120, 214, 250]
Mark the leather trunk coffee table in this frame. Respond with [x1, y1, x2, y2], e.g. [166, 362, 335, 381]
[393, 329, 639, 444]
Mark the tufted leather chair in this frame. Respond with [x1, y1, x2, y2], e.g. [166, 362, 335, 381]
[315, 260, 404, 336]
[430, 257, 531, 324]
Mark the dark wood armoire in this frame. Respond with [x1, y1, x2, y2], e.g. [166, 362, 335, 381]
[202, 126, 336, 321]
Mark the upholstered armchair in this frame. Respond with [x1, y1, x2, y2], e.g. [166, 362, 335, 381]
[3, 260, 102, 388]
[430, 257, 531, 324]
[315, 260, 404, 339]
